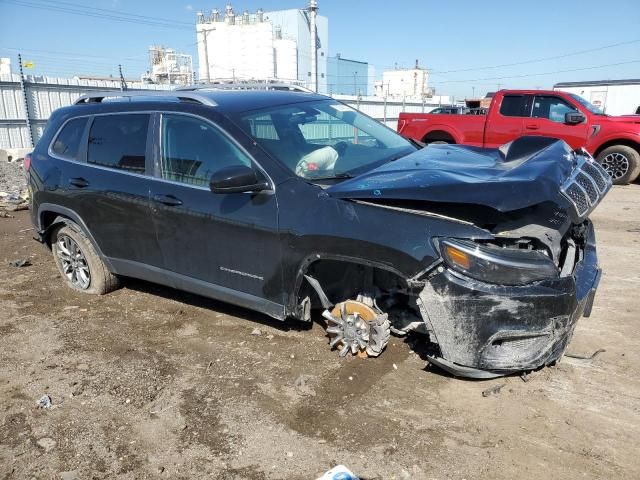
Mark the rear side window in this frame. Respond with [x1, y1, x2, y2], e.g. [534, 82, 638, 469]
[51, 117, 87, 160]
[499, 95, 526, 117]
[87, 114, 149, 174]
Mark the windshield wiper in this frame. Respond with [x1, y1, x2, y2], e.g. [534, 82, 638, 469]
[307, 172, 353, 181]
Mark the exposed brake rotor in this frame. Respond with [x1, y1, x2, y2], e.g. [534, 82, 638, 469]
[323, 300, 390, 358]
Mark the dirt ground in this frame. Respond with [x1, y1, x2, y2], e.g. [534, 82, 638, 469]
[1, 186, 639, 480]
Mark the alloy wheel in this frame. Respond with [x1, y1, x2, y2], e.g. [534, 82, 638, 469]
[56, 234, 91, 289]
[601, 152, 629, 180]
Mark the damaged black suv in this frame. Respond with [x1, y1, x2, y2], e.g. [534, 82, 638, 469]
[27, 86, 611, 378]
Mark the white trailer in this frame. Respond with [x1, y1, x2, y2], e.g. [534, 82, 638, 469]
[553, 79, 640, 116]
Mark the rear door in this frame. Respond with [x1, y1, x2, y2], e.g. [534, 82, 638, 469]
[55, 112, 163, 269]
[484, 94, 527, 147]
[523, 94, 589, 149]
[148, 112, 282, 312]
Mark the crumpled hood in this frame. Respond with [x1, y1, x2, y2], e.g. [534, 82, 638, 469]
[327, 137, 576, 212]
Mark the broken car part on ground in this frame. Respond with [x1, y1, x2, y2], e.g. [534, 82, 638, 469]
[27, 89, 611, 379]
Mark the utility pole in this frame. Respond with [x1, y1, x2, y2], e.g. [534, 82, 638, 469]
[118, 64, 127, 91]
[309, 0, 318, 92]
[472, 86, 475, 98]
[201, 28, 211, 83]
[17, 54, 33, 148]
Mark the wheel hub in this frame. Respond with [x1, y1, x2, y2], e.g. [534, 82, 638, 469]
[323, 300, 390, 358]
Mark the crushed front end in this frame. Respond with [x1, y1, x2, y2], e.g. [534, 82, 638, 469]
[416, 148, 611, 378]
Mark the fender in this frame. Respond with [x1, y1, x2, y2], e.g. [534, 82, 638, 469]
[588, 132, 640, 155]
[288, 252, 411, 317]
[419, 122, 462, 143]
[36, 203, 116, 272]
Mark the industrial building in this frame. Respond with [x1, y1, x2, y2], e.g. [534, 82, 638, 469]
[374, 61, 433, 100]
[327, 54, 372, 96]
[142, 46, 193, 86]
[195, 3, 329, 92]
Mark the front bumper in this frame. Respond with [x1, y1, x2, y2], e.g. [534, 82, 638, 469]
[418, 221, 600, 378]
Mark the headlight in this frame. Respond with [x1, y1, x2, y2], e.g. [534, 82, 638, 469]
[438, 238, 558, 286]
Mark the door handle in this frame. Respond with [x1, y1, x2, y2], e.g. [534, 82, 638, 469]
[525, 124, 540, 130]
[153, 194, 183, 207]
[68, 177, 89, 188]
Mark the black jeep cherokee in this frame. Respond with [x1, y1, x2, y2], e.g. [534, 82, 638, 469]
[27, 86, 611, 378]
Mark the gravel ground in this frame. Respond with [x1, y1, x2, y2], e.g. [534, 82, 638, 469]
[0, 185, 639, 479]
[0, 157, 28, 198]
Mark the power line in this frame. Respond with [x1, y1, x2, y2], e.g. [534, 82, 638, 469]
[4, 0, 193, 30]
[429, 59, 640, 84]
[429, 38, 640, 74]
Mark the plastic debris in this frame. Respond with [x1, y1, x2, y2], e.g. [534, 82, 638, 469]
[250, 328, 262, 336]
[9, 259, 31, 267]
[36, 394, 52, 409]
[565, 348, 606, 360]
[316, 465, 359, 480]
[482, 383, 506, 397]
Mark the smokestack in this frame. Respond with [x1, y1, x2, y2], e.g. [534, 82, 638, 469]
[309, 0, 318, 92]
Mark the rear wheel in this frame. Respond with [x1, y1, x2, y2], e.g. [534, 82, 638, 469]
[596, 145, 640, 185]
[51, 224, 120, 295]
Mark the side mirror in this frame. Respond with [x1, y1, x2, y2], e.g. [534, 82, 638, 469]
[210, 165, 269, 194]
[565, 111, 586, 125]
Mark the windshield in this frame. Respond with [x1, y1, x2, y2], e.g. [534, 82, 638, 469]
[569, 93, 604, 115]
[234, 100, 415, 180]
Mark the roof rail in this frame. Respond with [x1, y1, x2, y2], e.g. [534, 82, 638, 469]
[74, 90, 217, 106]
[177, 81, 314, 93]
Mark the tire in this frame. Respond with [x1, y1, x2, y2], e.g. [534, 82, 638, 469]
[596, 145, 640, 185]
[51, 224, 120, 295]
[429, 140, 451, 145]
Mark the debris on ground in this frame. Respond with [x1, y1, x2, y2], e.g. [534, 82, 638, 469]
[0, 210, 13, 218]
[316, 465, 359, 480]
[250, 327, 262, 336]
[36, 437, 57, 452]
[36, 394, 52, 409]
[9, 259, 31, 267]
[482, 383, 506, 397]
[293, 374, 316, 397]
[520, 370, 543, 383]
[565, 348, 606, 361]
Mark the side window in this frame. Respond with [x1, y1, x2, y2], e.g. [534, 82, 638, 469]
[87, 114, 149, 173]
[532, 96, 576, 122]
[160, 114, 251, 187]
[51, 117, 87, 160]
[499, 95, 526, 117]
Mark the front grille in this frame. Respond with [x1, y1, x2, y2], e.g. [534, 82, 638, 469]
[565, 183, 590, 217]
[576, 172, 598, 203]
[561, 153, 612, 219]
[580, 161, 609, 193]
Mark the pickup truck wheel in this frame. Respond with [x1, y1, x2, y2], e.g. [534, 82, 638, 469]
[596, 145, 640, 185]
[430, 140, 450, 145]
[51, 225, 120, 295]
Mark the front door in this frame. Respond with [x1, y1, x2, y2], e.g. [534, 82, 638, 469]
[523, 95, 589, 149]
[149, 112, 283, 312]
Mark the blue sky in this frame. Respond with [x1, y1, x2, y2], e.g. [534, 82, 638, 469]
[1, 0, 639, 97]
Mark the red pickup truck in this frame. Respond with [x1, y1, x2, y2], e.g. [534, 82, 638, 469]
[398, 89, 640, 184]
